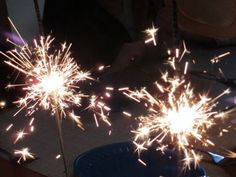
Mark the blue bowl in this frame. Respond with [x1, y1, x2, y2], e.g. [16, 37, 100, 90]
[74, 142, 206, 177]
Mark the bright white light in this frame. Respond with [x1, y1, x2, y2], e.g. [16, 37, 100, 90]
[40, 72, 64, 93]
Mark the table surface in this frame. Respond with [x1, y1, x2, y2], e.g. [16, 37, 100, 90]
[0, 157, 47, 177]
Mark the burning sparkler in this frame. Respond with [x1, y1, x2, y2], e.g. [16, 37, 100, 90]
[121, 46, 231, 170]
[1, 35, 92, 119]
[123, 76, 230, 170]
[1, 19, 111, 177]
[0, 34, 111, 127]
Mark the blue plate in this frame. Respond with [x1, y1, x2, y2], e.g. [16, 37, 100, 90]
[74, 142, 206, 177]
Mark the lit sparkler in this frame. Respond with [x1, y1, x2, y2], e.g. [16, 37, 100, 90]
[14, 147, 34, 163]
[122, 66, 230, 170]
[1, 19, 111, 177]
[1, 35, 91, 119]
[1, 34, 111, 127]
[144, 24, 159, 46]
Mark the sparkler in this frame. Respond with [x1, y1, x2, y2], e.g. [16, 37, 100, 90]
[121, 46, 231, 171]
[123, 75, 230, 170]
[1, 19, 111, 177]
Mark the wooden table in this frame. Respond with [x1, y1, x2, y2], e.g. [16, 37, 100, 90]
[0, 157, 47, 177]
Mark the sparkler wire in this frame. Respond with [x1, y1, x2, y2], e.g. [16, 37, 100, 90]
[54, 102, 69, 177]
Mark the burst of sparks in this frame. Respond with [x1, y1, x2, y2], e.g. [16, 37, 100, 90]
[144, 24, 159, 46]
[14, 148, 34, 163]
[122, 71, 230, 169]
[1, 35, 111, 128]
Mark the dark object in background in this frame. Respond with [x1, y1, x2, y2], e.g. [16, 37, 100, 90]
[43, 0, 131, 69]
[73, 142, 206, 177]
[0, 0, 11, 47]
[177, 0, 236, 46]
[0, 0, 18, 110]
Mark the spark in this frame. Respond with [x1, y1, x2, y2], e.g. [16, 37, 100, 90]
[138, 158, 147, 166]
[210, 52, 230, 64]
[1, 35, 111, 127]
[133, 141, 147, 156]
[184, 62, 189, 75]
[179, 41, 190, 61]
[123, 111, 132, 117]
[105, 92, 111, 98]
[30, 126, 34, 132]
[167, 41, 190, 61]
[14, 148, 34, 163]
[29, 118, 35, 126]
[56, 154, 61, 159]
[14, 130, 27, 143]
[94, 114, 99, 127]
[98, 65, 110, 71]
[105, 87, 114, 91]
[6, 124, 13, 131]
[0, 100, 6, 108]
[69, 112, 83, 129]
[144, 24, 159, 46]
[98, 65, 105, 71]
[122, 72, 230, 169]
[176, 48, 180, 58]
[118, 87, 129, 91]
